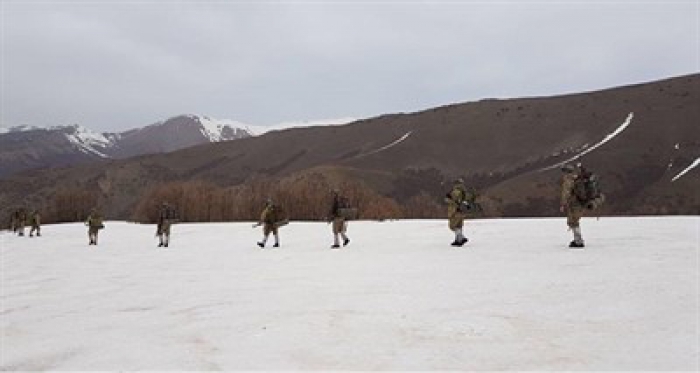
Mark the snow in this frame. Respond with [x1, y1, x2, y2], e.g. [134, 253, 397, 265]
[244, 117, 357, 136]
[541, 112, 634, 171]
[187, 115, 356, 141]
[1, 217, 697, 370]
[194, 116, 252, 142]
[63, 125, 114, 158]
[0, 125, 43, 134]
[355, 131, 413, 158]
[671, 157, 700, 182]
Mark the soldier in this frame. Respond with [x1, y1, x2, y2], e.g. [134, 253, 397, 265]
[85, 208, 104, 246]
[156, 202, 175, 248]
[15, 208, 27, 237]
[29, 210, 41, 237]
[328, 189, 351, 249]
[256, 198, 285, 248]
[560, 164, 585, 248]
[9, 209, 19, 234]
[445, 178, 469, 247]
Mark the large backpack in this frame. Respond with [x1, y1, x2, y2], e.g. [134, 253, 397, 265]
[573, 171, 602, 204]
[160, 205, 179, 222]
[336, 196, 358, 220]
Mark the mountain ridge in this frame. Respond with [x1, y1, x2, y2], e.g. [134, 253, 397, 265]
[1, 73, 697, 222]
[0, 114, 253, 178]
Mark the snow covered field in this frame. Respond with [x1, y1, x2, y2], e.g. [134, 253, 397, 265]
[1, 217, 698, 370]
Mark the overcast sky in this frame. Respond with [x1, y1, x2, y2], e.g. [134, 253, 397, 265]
[1, 0, 698, 132]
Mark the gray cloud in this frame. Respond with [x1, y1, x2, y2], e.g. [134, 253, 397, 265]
[2, 0, 698, 131]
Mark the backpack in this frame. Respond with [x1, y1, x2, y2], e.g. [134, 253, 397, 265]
[160, 205, 178, 222]
[336, 196, 358, 220]
[573, 171, 602, 204]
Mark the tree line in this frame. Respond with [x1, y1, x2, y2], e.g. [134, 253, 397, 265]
[24, 174, 447, 226]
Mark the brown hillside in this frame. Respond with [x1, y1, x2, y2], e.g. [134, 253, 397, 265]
[1, 74, 697, 223]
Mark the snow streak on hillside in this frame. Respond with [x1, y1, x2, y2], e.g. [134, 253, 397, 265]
[671, 157, 700, 182]
[1, 217, 697, 370]
[541, 112, 634, 171]
[355, 131, 413, 159]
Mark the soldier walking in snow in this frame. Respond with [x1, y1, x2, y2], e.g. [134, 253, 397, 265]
[29, 210, 41, 237]
[9, 209, 19, 234]
[445, 178, 469, 246]
[560, 163, 604, 248]
[328, 189, 351, 249]
[86, 208, 104, 246]
[256, 198, 286, 248]
[156, 202, 176, 248]
[14, 208, 27, 237]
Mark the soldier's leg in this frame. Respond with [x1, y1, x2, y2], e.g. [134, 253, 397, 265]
[340, 220, 349, 245]
[164, 225, 171, 247]
[332, 219, 341, 247]
[259, 225, 271, 247]
[567, 208, 584, 246]
[448, 217, 460, 244]
[272, 226, 279, 247]
[457, 216, 466, 241]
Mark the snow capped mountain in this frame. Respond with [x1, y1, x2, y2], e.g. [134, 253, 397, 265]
[190, 115, 254, 141]
[62, 124, 116, 158]
[0, 115, 256, 178]
[0, 114, 358, 178]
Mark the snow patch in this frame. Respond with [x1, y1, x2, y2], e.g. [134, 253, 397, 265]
[540, 112, 634, 171]
[0, 125, 43, 134]
[64, 125, 114, 158]
[244, 117, 357, 136]
[190, 115, 252, 142]
[671, 157, 700, 182]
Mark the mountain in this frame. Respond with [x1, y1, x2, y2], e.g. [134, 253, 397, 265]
[0, 115, 253, 178]
[0, 74, 697, 222]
